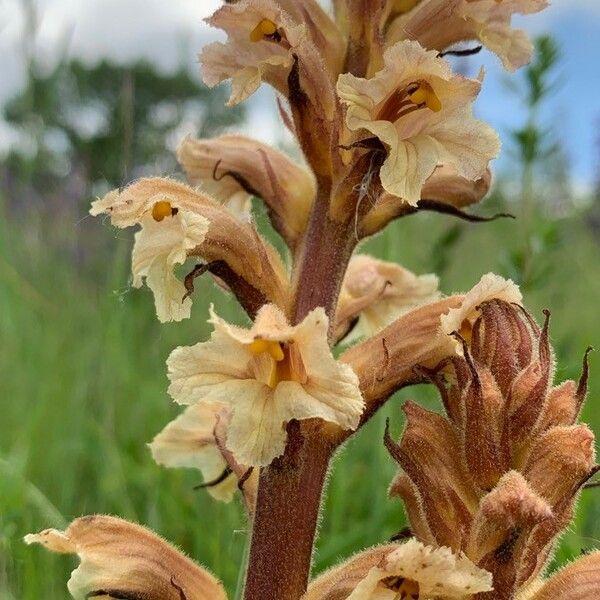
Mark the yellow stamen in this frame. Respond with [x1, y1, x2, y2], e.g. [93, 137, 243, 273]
[250, 18, 278, 42]
[249, 339, 300, 389]
[249, 339, 285, 362]
[152, 200, 175, 222]
[408, 83, 442, 113]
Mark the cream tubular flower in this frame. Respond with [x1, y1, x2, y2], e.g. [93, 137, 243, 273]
[388, 0, 549, 71]
[149, 403, 238, 503]
[346, 539, 493, 600]
[25, 515, 227, 600]
[337, 41, 500, 205]
[167, 304, 364, 466]
[178, 134, 316, 246]
[336, 255, 440, 342]
[91, 180, 209, 323]
[90, 178, 289, 321]
[201, 0, 300, 106]
[201, 0, 342, 107]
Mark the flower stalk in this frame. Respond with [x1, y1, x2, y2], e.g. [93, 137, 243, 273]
[27, 2, 600, 600]
[244, 427, 336, 600]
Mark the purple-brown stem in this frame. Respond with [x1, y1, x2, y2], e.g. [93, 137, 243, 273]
[291, 182, 357, 328]
[243, 184, 357, 600]
[243, 428, 336, 600]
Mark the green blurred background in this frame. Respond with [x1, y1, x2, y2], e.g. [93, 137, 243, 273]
[1, 7, 600, 599]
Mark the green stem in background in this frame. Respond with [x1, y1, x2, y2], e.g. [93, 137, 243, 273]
[234, 531, 251, 600]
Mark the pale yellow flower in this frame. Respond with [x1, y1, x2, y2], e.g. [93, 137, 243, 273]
[90, 180, 209, 323]
[440, 272, 522, 348]
[387, 0, 549, 71]
[201, 0, 342, 107]
[90, 178, 290, 322]
[167, 304, 364, 466]
[337, 255, 440, 341]
[347, 540, 492, 599]
[337, 40, 500, 205]
[25, 515, 227, 600]
[201, 0, 297, 106]
[303, 539, 493, 600]
[149, 403, 238, 503]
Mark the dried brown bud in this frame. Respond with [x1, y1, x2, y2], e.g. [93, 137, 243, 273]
[527, 551, 600, 600]
[384, 277, 597, 595]
[523, 425, 596, 506]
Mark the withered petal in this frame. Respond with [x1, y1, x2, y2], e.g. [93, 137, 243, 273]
[528, 552, 600, 600]
[301, 544, 398, 600]
[25, 515, 227, 600]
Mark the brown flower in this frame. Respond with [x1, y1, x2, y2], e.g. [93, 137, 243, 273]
[385, 281, 596, 598]
[25, 515, 227, 600]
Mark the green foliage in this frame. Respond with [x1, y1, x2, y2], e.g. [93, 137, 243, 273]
[2, 198, 600, 598]
[500, 35, 568, 292]
[2, 57, 243, 193]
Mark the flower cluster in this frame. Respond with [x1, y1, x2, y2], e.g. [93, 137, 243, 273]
[26, 1, 600, 600]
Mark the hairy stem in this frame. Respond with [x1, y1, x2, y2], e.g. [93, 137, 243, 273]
[243, 429, 335, 600]
[243, 186, 356, 600]
[292, 182, 356, 327]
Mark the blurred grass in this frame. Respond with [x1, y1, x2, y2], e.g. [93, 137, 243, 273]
[1, 193, 600, 598]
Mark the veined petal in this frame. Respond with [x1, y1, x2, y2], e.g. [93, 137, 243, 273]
[132, 211, 209, 322]
[25, 515, 227, 600]
[149, 404, 238, 502]
[387, 0, 549, 71]
[178, 134, 315, 244]
[168, 305, 364, 466]
[337, 40, 499, 205]
[337, 255, 440, 342]
[225, 383, 289, 466]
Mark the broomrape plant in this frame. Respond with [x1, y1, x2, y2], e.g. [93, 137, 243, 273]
[25, 1, 600, 599]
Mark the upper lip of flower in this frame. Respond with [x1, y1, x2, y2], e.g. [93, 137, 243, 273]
[376, 79, 443, 123]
